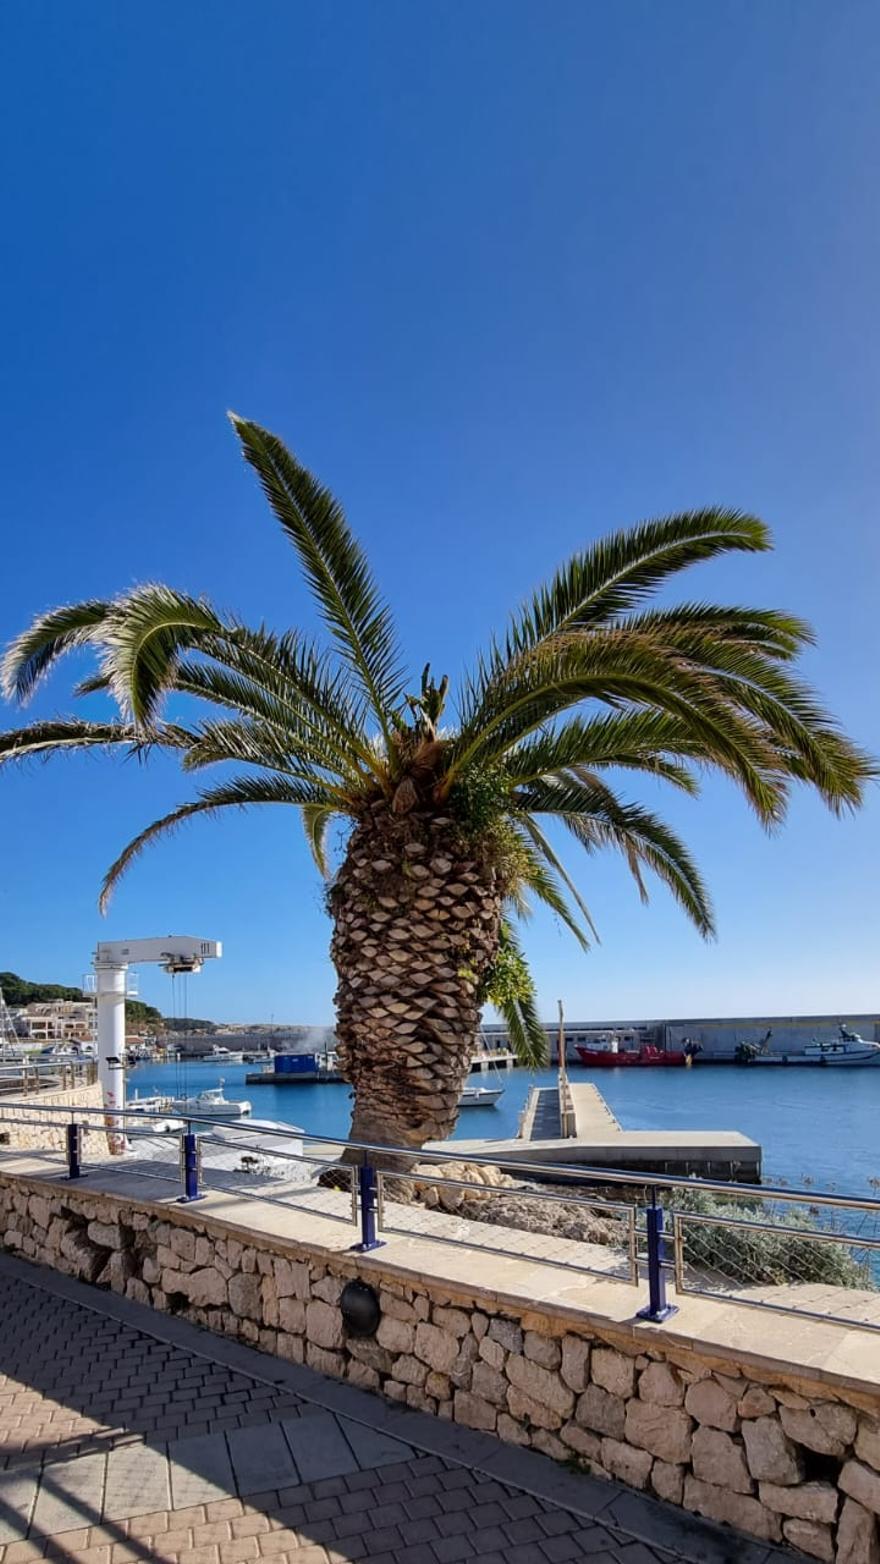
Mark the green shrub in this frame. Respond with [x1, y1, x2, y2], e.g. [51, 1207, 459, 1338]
[668, 1187, 873, 1291]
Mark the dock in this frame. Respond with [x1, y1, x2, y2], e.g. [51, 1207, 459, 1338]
[446, 1080, 762, 1182]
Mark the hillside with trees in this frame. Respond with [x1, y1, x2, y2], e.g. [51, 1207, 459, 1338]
[0, 971, 164, 1031]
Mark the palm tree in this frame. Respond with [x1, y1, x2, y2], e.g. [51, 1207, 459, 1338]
[1, 418, 874, 1153]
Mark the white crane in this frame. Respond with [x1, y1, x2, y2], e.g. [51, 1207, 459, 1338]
[93, 937, 221, 1152]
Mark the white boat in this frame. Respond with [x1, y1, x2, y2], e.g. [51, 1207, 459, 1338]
[748, 1026, 880, 1067]
[170, 1083, 252, 1117]
[207, 1045, 245, 1063]
[459, 1084, 504, 1107]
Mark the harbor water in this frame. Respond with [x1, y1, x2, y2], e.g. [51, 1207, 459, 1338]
[128, 1059, 880, 1196]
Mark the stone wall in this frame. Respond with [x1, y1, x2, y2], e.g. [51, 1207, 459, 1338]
[0, 1083, 103, 1152]
[1, 1171, 879, 1563]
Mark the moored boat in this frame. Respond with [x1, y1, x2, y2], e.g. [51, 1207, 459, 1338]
[576, 1034, 686, 1068]
[742, 1025, 880, 1067]
[170, 1082, 252, 1117]
[459, 1084, 504, 1107]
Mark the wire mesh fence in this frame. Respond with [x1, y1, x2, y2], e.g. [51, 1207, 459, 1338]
[670, 1185, 880, 1329]
[375, 1167, 639, 1282]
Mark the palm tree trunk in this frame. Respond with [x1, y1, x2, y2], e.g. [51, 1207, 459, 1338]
[330, 805, 503, 1162]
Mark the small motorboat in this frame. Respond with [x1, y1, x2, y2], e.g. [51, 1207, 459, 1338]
[170, 1082, 252, 1117]
[459, 1084, 504, 1107]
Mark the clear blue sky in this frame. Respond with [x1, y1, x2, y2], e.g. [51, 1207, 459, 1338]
[2, 2, 878, 1024]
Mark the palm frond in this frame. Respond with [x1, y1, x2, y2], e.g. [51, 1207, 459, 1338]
[1, 600, 111, 703]
[0, 718, 190, 765]
[98, 585, 225, 726]
[504, 711, 705, 793]
[516, 814, 599, 941]
[301, 803, 338, 876]
[513, 833, 592, 950]
[504, 508, 770, 656]
[520, 772, 715, 936]
[99, 772, 332, 910]
[230, 416, 405, 739]
[488, 923, 547, 1069]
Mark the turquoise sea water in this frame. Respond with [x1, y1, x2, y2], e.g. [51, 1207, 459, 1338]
[128, 1058, 880, 1197]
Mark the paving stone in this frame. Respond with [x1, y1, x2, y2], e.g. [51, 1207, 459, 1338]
[103, 1444, 170, 1519]
[280, 1413, 359, 1485]
[32, 1455, 107, 1537]
[168, 1436, 236, 1508]
[226, 1426, 296, 1497]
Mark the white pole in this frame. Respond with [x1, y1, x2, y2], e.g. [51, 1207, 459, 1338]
[96, 961, 127, 1154]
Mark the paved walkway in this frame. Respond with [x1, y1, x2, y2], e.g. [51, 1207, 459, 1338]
[0, 1256, 805, 1564]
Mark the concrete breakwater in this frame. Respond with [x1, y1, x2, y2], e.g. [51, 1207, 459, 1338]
[449, 1080, 762, 1182]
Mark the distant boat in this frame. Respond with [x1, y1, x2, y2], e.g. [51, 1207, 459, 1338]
[576, 1034, 686, 1068]
[742, 1025, 880, 1067]
[206, 1044, 245, 1063]
[170, 1083, 252, 1117]
[459, 1084, 504, 1107]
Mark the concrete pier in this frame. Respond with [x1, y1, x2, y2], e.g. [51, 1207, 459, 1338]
[449, 1079, 762, 1182]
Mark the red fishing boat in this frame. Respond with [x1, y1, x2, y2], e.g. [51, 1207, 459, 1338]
[575, 1035, 694, 1068]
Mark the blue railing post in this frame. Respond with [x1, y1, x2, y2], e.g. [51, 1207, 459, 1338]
[637, 1191, 677, 1322]
[354, 1161, 384, 1252]
[66, 1121, 84, 1180]
[179, 1125, 203, 1203]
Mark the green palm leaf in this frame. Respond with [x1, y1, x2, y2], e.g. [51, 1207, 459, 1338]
[230, 416, 404, 739]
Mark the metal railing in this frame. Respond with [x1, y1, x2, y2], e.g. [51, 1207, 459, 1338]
[0, 1059, 98, 1095]
[2, 1098, 880, 1331]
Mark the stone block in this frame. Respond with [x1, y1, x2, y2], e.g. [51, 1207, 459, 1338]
[600, 1437, 652, 1489]
[507, 1353, 574, 1417]
[306, 1298, 344, 1351]
[576, 1384, 626, 1440]
[376, 1315, 414, 1355]
[560, 1335, 590, 1393]
[560, 1421, 601, 1462]
[87, 1220, 119, 1249]
[742, 1416, 803, 1484]
[479, 1336, 506, 1370]
[683, 1476, 782, 1543]
[780, 1402, 856, 1458]
[311, 1274, 343, 1305]
[277, 1297, 305, 1335]
[738, 1386, 776, 1419]
[169, 1227, 196, 1263]
[472, 1361, 508, 1406]
[592, 1346, 636, 1399]
[498, 1412, 531, 1446]
[306, 1343, 344, 1377]
[392, 1353, 429, 1387]
[625, 1400, 693, 1465]
[453, 1390, 497, 1431]
[414, 1321, 459, 1374]
[639, 1362, 684, 1407]
[691, 1426, 753, 1493]
[651, 1461, 685, 1506]
[532, 1428, 569, 1461]
[347, 1361, 380, 1391]
[758, 1480, 838, 1524]
[28, 1196, 52, 1230]
[380, 1292, 416, 1322]
[274, 1256, 310, 1299]
[685, 1378, 738, 1432]
[782, 1518, 833, 1562]
[523, 1331, 561, 1371]
[425, 1371, 451, 1400]
[179, 1267, 227, 1307]
[507, 1385, 562, 1431]
[276, 1332, 305, 1364]
[228, 1273, 262, 1320]
[857, 1419, 880, 1474]
[487, 1317, 523, 1354]
[836, 1497, 880, 1564]
[842, 1461, 880, 1517]
[433, 1306, 470, 1337]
